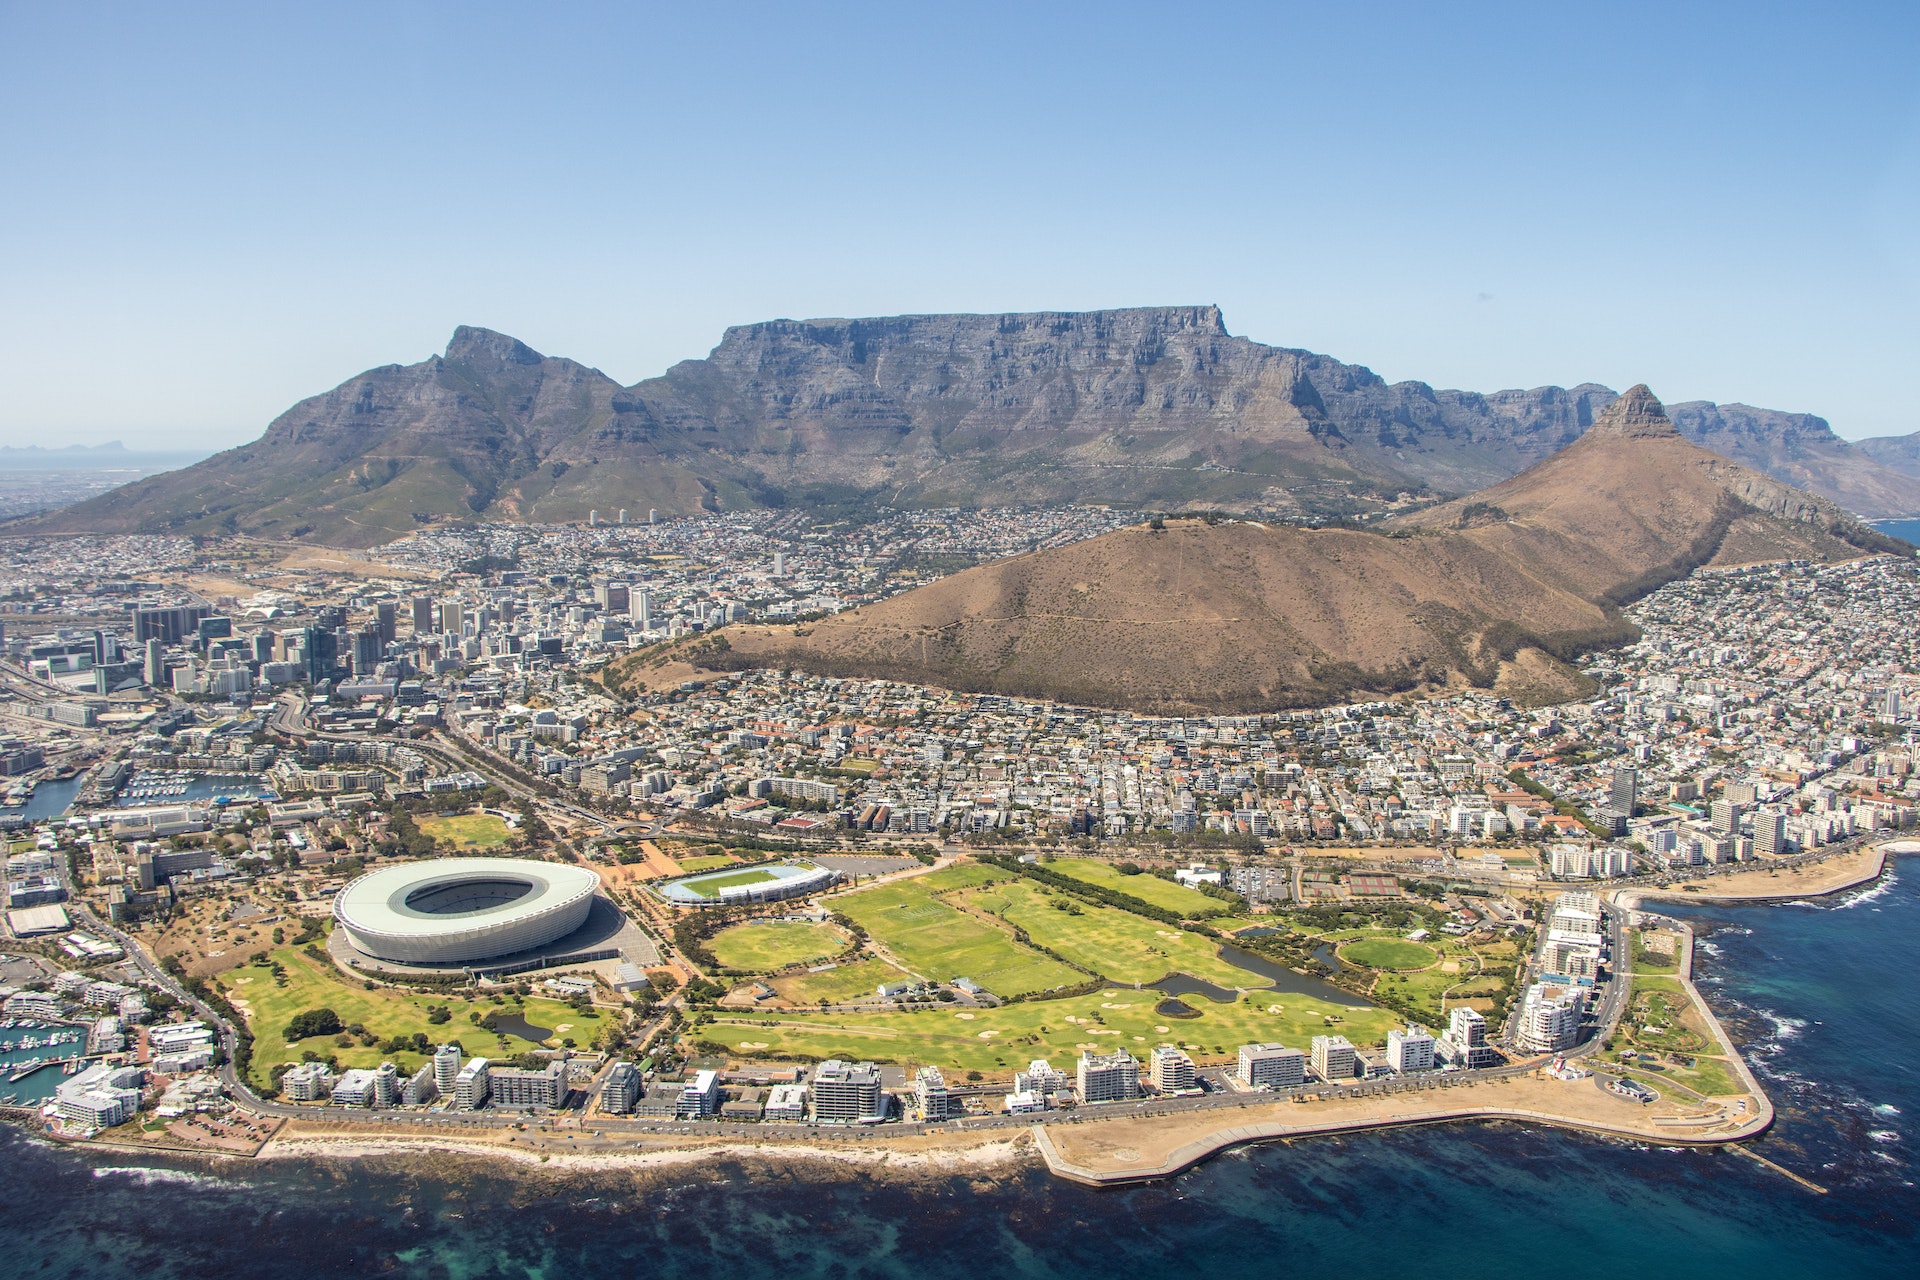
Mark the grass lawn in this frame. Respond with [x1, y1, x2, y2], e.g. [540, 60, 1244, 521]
[675, 854, 736, 874]
[679, 868, 782, 898]
[961, 878, 1266, 988]
[219, 942, 585, 1091]
[1043, 859, 1229, 917]
[833, 864, 1084, 997]
[768, 957, 911, 1004]
[709, 920, 846, 971]
[416, 812, 514, 850]
[698, 986, 1400, 1075]
[1340, 938, 1438, 970]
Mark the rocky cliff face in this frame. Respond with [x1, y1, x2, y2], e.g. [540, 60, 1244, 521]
[26, 309, 1920, 546]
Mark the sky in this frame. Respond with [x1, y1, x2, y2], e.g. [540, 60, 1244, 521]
[2, 1, 1918, 452]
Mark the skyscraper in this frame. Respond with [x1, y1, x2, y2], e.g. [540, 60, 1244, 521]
[410, 596, 435, 634]
[143, 638, 164, 687]
[1609, 765, 1638, 818]
[374, 601, 397, 643]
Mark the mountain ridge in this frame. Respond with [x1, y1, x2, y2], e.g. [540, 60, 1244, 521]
[20, 309, 1920, 545]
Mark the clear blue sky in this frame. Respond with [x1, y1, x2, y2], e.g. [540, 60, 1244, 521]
[3, 1, 1917, 450]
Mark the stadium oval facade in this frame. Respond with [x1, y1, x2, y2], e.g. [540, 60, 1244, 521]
[333, 858, 601, 965]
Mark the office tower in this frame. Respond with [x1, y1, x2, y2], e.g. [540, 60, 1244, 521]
[374, 601, 397, 643]
[303, 626, 338, 685]
[411, 596, 435, 634]
[351, 625, 384, 676]
[441, 601, 465, 635]
[143, 638, 164, 686]
[629, 590, 652, 630]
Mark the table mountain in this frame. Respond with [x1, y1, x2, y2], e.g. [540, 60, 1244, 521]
[23, 310, 1920, 546]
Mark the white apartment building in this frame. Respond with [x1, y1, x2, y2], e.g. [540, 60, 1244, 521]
[1237, 1042, 1307, 1089]
[1386, 1024, 1436, 1073]
[1077, 1050, 1143, 1103]
[1311, 1035, 1358, 1082]
[1149, 1046, 1196, 1093]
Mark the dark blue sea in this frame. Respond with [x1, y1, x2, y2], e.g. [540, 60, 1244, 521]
[1, 862, 1913, 1279]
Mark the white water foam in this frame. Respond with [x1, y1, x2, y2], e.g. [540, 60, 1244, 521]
[1832, 867, 1899, 912]
[91, 1166, 229, 1188]
[1868, 1130, 1902, 1143]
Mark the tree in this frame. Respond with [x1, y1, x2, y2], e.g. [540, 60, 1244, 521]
[284, 1007, 344, 1041]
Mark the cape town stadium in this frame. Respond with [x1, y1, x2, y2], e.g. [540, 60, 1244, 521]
[332, 858, 601, 965]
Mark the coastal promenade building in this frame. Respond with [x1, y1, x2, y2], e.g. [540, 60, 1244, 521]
[1149, 1047, 1196, 1093]
[1237, 1042, 1307, 1089]
[1437, 1007, 1501, 1068]
[455, 1057, 491, 1109]
[811, 1060, 885, 1123]
[489, 1062, 568, 1109]
[1517, 984, 1584, 1052]
[1076, 1050, 1142, 1103]
[1386, 1024, 1436, 1073]
[600, 1061, 641, 1114]
[915, 1066, 959, 1120]
[1311, 1035, 1359, 1081]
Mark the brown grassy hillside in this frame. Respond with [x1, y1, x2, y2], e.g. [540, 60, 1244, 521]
[673, 388, 1894, 715]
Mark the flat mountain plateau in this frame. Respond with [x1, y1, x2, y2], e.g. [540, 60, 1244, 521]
[699, 388, 1895, 714]
[21, 308, 1920, 547]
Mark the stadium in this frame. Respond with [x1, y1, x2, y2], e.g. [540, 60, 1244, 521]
[332, 857, 602, 965]
[655, 861, 840, 906]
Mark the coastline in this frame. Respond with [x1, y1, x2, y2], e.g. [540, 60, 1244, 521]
[58, 842, 1898, 1188]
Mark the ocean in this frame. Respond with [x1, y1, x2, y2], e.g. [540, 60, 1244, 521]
[0, 863, 1912, 1279]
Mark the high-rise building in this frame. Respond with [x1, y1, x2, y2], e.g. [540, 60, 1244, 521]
[454, 1057, 490, 1109]
[629, 591, 652, 630]
[132, 603, 212, 644]
[1386, 1024, 1436, 1073]
[1609, 765, 1638, 818]
[1723, 781, 1759, 807]
[411, 596, 435, 635]
[143, 638, 164, 687]
[596, 582, 630, 613]
[915, 1066, 958, 1120]
[433, 1044, 462, 1096]
[1076, 1050, 1142, 1103]
[1517, 984, 1583, 1052]
[351, 625, 384, 676]
[1710, 799, 1744, 837]
[1237, 1042, 1307, 1088]
[772, 551, 786, 577]
[303, 626, 338, 686]
[1149, 1046, 1196, 1093]
[811, 1059, 885, 1123]
[600, 1061, 641, 1114]
[373, 601, 397, 643]
[1437, 1006, 1501, 1068]
[1753, 808, 1788, 857]
[373, 1060, 399, 1108]
[1882, 688, 1902, 721]
[442, 601, 465, 636]
[1311, 1035, 1358, 1081]
[489, 1062, 568, 1109]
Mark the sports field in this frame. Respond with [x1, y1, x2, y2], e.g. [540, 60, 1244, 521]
[416, 812, 514, 849]
[674, 854, 736, 874]
[1339, 938, 1438, 970]
[832, 864, 1085, 997]
[1044, 859, 1230, 917]
[701, 986, 1399, 1075]
[709, 920, 846, 971]
[219, 942, 580, 1091]
[961, 878, 1266, 988]
[678, 868, 782, 899]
